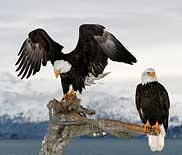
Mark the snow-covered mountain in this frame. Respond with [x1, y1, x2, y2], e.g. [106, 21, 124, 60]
[0, 72, 182, 138]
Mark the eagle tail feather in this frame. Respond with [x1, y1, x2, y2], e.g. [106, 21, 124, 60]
[148, 124, 166, 152]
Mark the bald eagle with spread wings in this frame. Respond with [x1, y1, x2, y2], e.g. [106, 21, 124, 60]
[15, 24, 137, 100]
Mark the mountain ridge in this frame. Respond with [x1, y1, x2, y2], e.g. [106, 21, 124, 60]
[0, 72, 181, 139]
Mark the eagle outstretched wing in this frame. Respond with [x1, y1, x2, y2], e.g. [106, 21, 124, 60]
[16, 24, 137, 82]
[15, 29, 63, 79]
[73, 24, 137, 77]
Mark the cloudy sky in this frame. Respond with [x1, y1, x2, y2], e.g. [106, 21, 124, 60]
[1, 0, 181, 80]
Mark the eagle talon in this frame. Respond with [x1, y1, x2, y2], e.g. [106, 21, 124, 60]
[67, 89, 76, 98]
[143, 120, 151, 133]
[61, 94, 68, 101]
[152, 121, 161, 134]
[61, 90, 76, 102]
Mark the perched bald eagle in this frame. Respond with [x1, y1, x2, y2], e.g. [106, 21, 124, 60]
[15, 24, 137, 100]
[135, 68, 170, 151]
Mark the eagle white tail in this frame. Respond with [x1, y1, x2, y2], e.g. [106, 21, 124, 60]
[148, 124, 166, 151]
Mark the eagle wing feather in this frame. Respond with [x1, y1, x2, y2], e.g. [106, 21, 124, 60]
[15, 29, 63, 79]
[73, 24, 137, 77]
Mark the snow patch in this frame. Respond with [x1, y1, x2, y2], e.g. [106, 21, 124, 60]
[0, 72, 182, 127]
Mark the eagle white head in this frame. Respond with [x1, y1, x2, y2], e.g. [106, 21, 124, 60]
[54, 60, 72, 78]
[142, 68, 158, 85]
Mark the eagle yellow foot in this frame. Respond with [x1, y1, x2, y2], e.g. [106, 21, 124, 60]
[152, 121, 161, 134]
[61, 94, 68, 101]
[144, 120, 151, 133]
[68, 89, 76, 97]
[61, 90, 76, 101]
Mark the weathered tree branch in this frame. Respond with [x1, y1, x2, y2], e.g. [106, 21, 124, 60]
[40, 96, 158, 155]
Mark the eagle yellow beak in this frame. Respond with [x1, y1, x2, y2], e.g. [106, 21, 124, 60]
[148, 71, 156, 78]
[54, 69, 61, 78]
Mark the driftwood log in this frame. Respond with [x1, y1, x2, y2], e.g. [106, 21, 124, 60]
[40, 96, 158, 155]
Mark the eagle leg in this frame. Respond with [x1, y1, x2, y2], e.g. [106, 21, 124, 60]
[143, 120, 151, 133]
[152, 121, 161, 134]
